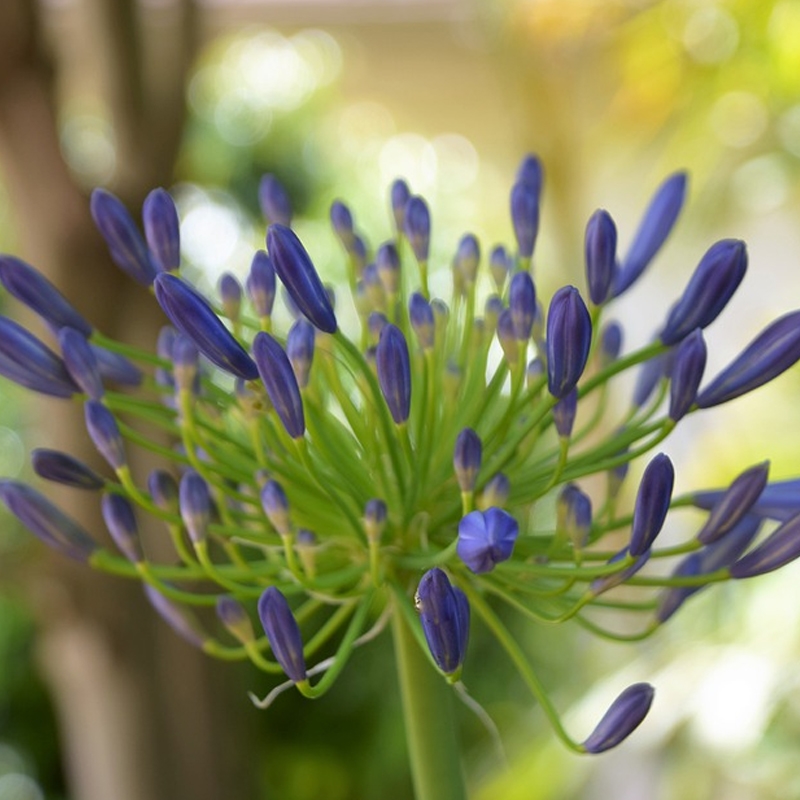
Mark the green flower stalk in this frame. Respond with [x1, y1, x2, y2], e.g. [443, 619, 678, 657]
[3, 157, 800, 797]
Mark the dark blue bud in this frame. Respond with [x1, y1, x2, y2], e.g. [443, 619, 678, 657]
[509, 271, 536, 340]
[0, 316, 78, 397]
[261, 479, 291, 536]
[730, 511, 800, 578]
[632, 346, 674, 408]
[668, 329, 707, 422]
[179, 470, 210, 544]
[696, 462, 770, 545]
[376, 242, 401, 294]
[142, 188, 180, 272]
[85, 400, 126, 469]
[144, 585, 205, 648]
[172, 333, 199, 393]
[496, 309, 519, 364]
[364, 498, 387, 541]
[154, 273, 258, 380]
[216, 596, 254, 643]
[489, 244, 512, 292]
[32, 448, 104, 490]
[90, 188, 156, 285]
[376, 324, 411, 425]
[404, 196, 431, 263]
[415, 568, 469, 675]
[516, 153, 544, 196]
[0, 480, 97, 562]
[267, 224, 337, 334]
[629, 453, 674, 556]
[59, 327, 104, 400]
[0, 256, 92, 336]
[660, 240, 747, 346]
[484, 295, 504, 333]
[553, 388, 578, 438]
[480, 473, 510, 509]
[258, 174, 292, 226]
[367, 312, 389, 344]
[457, 507, 519, 574]
[510, 182, 539, 260]
[455, 234, 480, 284]
[546, 286, 592, 399]
[390, 179, 411, 231]
[91, 345, 142, 386]
[582, 683, 655, 753]
[218, 272, 243, 322]
[409, 293, 435, 350]
[253, 332, 305, 439]
[286, 319, 315, 389]
[453, 428, 482, 493]
[693, 478, 800, 523]
[258, 586, 307, 682]
[556, 483, 592, 548]
[697, 310, 800, 409]
[246, 250, 277, 319]
[585, 209, 617, 305]
[599, 321, 623, 367]
[148, 469, 179, 513]
[614, 172, 688, 296]
[330, 200, 355, 246]
[101, 493, 143, 562]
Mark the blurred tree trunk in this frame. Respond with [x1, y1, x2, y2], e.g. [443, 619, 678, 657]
[0, 2, 252, 798]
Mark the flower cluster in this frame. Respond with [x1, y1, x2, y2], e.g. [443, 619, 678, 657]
[2, 155, 800, 757]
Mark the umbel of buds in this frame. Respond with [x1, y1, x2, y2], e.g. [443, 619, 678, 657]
[2, 152, 800, 785]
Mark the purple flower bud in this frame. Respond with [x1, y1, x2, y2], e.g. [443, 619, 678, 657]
[267, 224, 337, 334]
[258, 587, 307, 682]
[362, 264, 386, 311]
[668, 329, 707, 422]
[390, 178, 411, 232]
[0, 316, 78, 397]
[582, 683, 655, 753]
[457, 507, 519, 574]
[246, 250, 277, 319]
[154, 273, 258, 380]
[32, 449, 104, 490]
[655, 553, 703, 623]
[629, 453, 674, 557]
[376, 242, 401, 295]
[364, 498, 387, 541]
[599, 321, 623, 367]
[286, 319, 315, 389]
[0, 480, 98, 561]
[253, 332, 305, 439]
[697, 462, 770, 545]
[148, 469, 179, 513]
[90, 188, 156, 285]
[172, 333, 199, 393]
[585, 209, 617, 305]
[351, 235, 368, 276]
[697, 310, 800, 409]
[0, 256, 92, 336]
[91, 345, 142, 387]
[516, 153, 544, 196]
[404, 196, 431, 263]
[179, 470, 210, 544]
[58, 327, 104, 400]
[632, 346, 674, 408]
[101, 493, 143, 562]
[484, 295, 504, 334]
[510, 182, 539, 260]
[415, 568, 469, 675]
[455, 234, 480, 284]
[261, 479, 291, 536]
[553, 388, 578, 438]
[330, 200, 355, 247]
[84, 400, 125, 469]
[693, 478, 800, 523]
[546, 286, 592, 399]
[376, 324, 411, 425]
[497, 309, 519, 365]
[142, 188, 180, 272]
[218, 272, 243, 323]
[367, 312, 389, 344]
[489, 244, 512, 292]
[614, 172, 688, 296]
[258, 174, 292, 226]
[144, 585, 205, 648]
[730, 511, 800, 578]
[556, 483, 592, 548]
[526, 357, 545, 388]
[453, 428, 482, 493]
[216, 596, 255, 643]
[660, 240, 747, 346]
[509, 271, 536, 340]
[409, 293, 435, 350]
[480, 473, 510, 509]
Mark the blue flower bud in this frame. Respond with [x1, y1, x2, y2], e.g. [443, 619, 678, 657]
[0, 480, 98, 561]
[553, 388, 578, 438]
[693, 478, 800, 523]
[585, 209, 617, 305]
[409, 293, 435, 350]
[453, 428, 482, 493]
[0, 316, 78, 397]
[258, 586, 307, 682]
[351, 235, 368, 276]
[148, 469, 179, 513]
[526, 357, 545, 388]
[362, 264, 386, 311]
[172, 333, 199, 393]
[258, 174, 292, 226]
[599, 321, 623, 367]
[32, 448, 105, 490]
[390, 178, 411, 232]
[286, 319, 316, 389]
[484, 295, 504, 334]
[729, 511, 800, 578]
[330, 200, 355, 247]
[367, 312, 388, 344]
[497, 309, 519, 365]
[404, 196, 431, 263]
[91, 345, 142, 387]
[457, 507, 519, 574]
[546, 286, 592, 399]
[632, 346, 674, 408]
[629, 453, 674, 557]
[696, 462, 770, 545]
[90, 188, 157, 285]
[261, 479, 291, 536]
[0, 256, 92, 336]
[142, 188, 180, 272]
[582, 683, 655, 753]
[556, 483, 592, 548]
[415, 568, 469, 675]
[510, 182, 539, 259]
[479, 473, 510, 509]
[655, 553, 703, 624]
[696, 310, 800, 409]
[364, 498, 387, 541]
[516, 153, 544, 196]
[668, 329, 707, 422]
[154, 273, 259, 380]
[101, 493, 143, 562]
[660, 240, 747, 346]
[216, 596, 255, 644]
[144, 585, 205, 648]
[455, 234, 480, 285]
[218, 272, 243, 323]
[614, 172, 688, 296]
[509, 271, 536, 340]
[489, 244, 512, 292]
[253, 331, 305, 439]
[376, 324, 411, 425]
[58, 327, 104, 400]
[85, 400, 126, 469]
[376, 242, 401, 295]
[267, 224, 337, 334]
[179, 470, 210, 544]
[246, 250, 277, 319]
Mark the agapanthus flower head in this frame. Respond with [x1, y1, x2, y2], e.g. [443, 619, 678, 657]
[479, 473, 510, 510]
[489, 244, 512, 292]
[172, 333, 200, 394]
[496, 309, 518, 365]
[90, 344, 142, 387]
[416, 568, 470, 676]
[258, 587, 307, 683]
[364, 498, 387, 542]
[330, 200, 355, 248]
[286, 319, 316, 390]
[553, 389, 578, 438]
[259, 173, 292, 226]
[144, 585, 206, 649]
[261, 479, 291, 537]
[457, 508, 519, 574]
[516, 153, 544, 196]
[142, 188, 180, 272]
[729, 511, 800, 578]
[409, 293, 435, 350]
[546, 286, 592, 399]
[557, 483, 592, 549]
[147, 469, 179, 513]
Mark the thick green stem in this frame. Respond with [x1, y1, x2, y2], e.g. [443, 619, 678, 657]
[391, 611, 466, 800]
